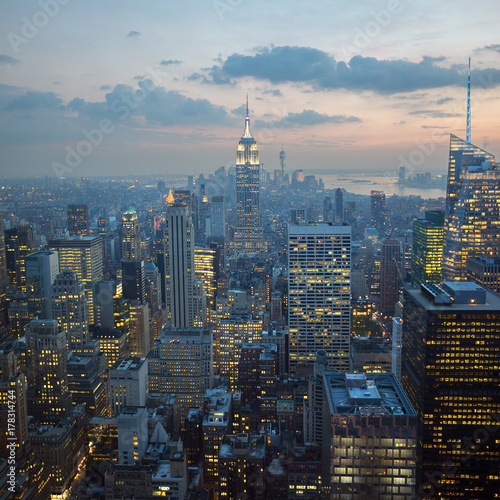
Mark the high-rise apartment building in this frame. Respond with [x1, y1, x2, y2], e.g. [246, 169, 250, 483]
[25, 319, 72, 424]
[234, 101, 263, 253]
[412, 210, 444, 286]
[50, 269, 89, 354]
[121, 207, 141, 260]
[442, 135, 500, 280]
[67, 204, 89, 236]
[401, 282, 500, 497]
[129, 301, 150, 358]
[166, 201, 196, 328]
[288, 222, 351, 373]
[49, 236, 103, 325]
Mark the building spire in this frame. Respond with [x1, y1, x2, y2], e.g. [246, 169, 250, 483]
[467, 57, 471, 144]
[243, 95, 252, 138]
[246, 93, 249, 118]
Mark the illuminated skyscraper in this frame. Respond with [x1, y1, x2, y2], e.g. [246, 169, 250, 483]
[67, 204, 89, 236]
[50, 269, 89, 354]
[5, 224, 35, 293]
[234, 99, 263, 253]
[412, 210, 444, 286]
[49, 236, 103, 325]
[401, 282, 500, 497]
[121, 207, 141, 260]
[25, 319, 72, 424]
[195, 246, 216, 313]
[288, 222, 351, 373]
[442, 135, 499, 280]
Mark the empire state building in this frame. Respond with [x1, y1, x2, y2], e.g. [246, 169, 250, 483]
[234, 100, 263, 253]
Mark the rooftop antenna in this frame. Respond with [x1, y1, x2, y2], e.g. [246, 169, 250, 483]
[467, 57, 471, 144]
[246, 93, 249, 118]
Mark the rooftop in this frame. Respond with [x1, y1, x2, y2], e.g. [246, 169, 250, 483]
[323, 373, 415, 417]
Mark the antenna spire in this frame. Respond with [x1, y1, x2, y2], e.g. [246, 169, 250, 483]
[246, 93, 249, 118]
[467, 57, 471, 144]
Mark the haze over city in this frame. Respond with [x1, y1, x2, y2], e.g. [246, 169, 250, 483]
[1, 0, 500, 178]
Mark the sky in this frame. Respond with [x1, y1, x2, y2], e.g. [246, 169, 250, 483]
[1, 0, 500, 179]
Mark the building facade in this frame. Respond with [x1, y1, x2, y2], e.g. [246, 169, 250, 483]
[288, 222, 351, 373]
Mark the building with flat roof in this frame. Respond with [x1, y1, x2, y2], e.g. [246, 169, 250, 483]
[109, 357, 148, 416]
[466, 254, 500, 294]
[401, 282, 500, 497]
[323, 372, 417, 498]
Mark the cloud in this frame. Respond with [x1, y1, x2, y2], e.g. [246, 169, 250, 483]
[436, 97, 454, 105]
[127, 31, 141, 38]
[476, 44, 500, 54]
[71, 80, 234, 126]
[408, 110, 462, 118]
[160, 60, 182, 66]
[255, 109, 361, 129]
[5, 91, 64, 111]
[0, 54, 20, 65]
[198, 46, 500, 94]
[100, 85, 112, 90]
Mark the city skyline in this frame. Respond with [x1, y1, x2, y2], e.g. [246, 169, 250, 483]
[1, 1, 500, 178]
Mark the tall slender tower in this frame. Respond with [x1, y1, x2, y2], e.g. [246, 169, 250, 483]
[166, 201, 196, 327]
[121, 207, 141, 260]
[279, 145, 286, 180]
[442, 60, 500, 280]
[235, 98, 263, 253]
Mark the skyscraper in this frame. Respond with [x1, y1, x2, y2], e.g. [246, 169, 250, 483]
[380, 239, 401, 315]
[210, 195, 226, 238]
[412, 210, 444, 286]
[50, 269, 89, 354]
[121, 207, 141, 260]
[279, 146, 286, 181]
[25, 250, 59, 319]
[335, 187, 344, 222]
[370, 190, 386, 232]
[166, 201, 196, 328]
[122, 259, 146, 304]
[442, 134, 500, 280]
[288, 222, 351, 373]
[5, 224, 35, 293]
[25, 319, 72, 424]
[401, 282, 500, 497]
[67, 204, 89, 236]
[49, 236, 103, 325]
[234, 99, 263, 253]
